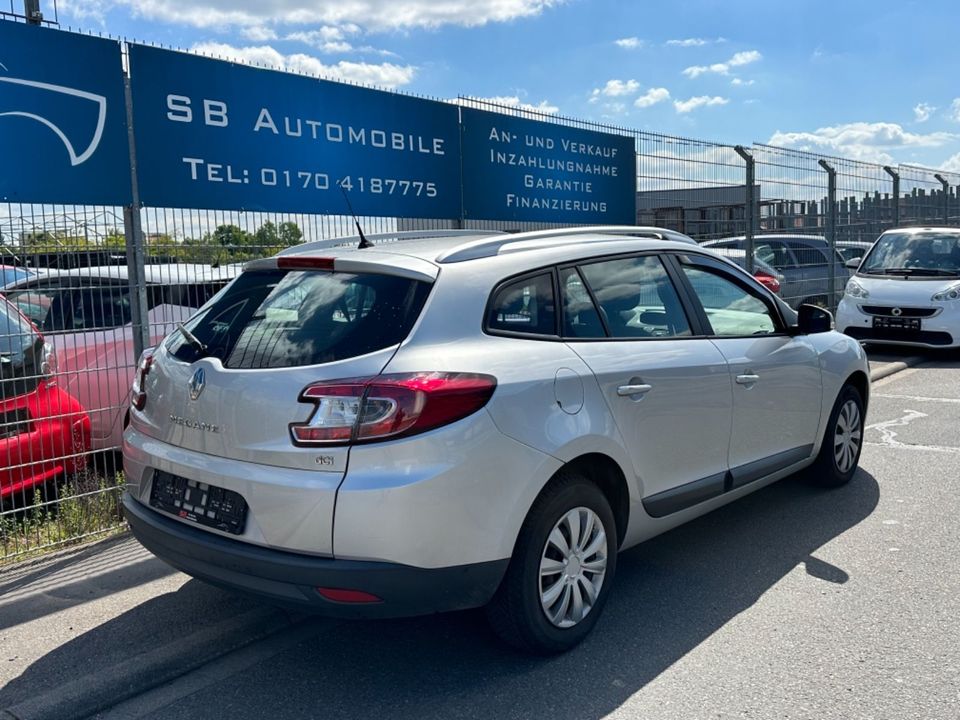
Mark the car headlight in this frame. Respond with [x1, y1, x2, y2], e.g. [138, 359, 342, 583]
[931, 282, 960, 301]
[845, 279, 870, 299]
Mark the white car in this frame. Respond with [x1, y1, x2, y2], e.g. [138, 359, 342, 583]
[3, 263, 240, 450]
[122, 227, 869, 653]
[836, 227, 960, 348]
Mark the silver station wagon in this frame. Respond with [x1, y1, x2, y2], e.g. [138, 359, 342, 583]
[123, 226, 869, 653]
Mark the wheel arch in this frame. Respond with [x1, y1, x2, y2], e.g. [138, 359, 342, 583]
[551, 453, 630, 547]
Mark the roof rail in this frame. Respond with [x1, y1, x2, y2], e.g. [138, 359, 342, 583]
[436, 225, 697, 263]
[277, 229, 505, 257]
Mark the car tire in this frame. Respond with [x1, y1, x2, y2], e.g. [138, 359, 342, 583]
[486, 469, 617, 654]
[806, 384, 864, 488]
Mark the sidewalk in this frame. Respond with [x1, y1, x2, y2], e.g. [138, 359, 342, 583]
[0, 351, 930, 720]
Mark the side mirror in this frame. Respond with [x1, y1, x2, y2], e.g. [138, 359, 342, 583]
[796, 303, 833, 334]
[844, 257, 862, 269]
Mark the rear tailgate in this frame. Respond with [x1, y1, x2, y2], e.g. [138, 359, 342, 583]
[127, 261, 434, 554]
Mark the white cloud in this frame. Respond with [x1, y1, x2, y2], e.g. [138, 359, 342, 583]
[731, 77, 755, 86]
[665, 37, 725, 47]
[190, 42, 415, 88]
[589, 79, 640, 103]
[673, 95, 729, 113]
[683, 49, 761, 78]
[769, 121, 958, 163]
[951, 99, 960, 123]
[941, 152, 960, 172]
[459, 96, 559, 115]
[913, 102, 935, 123]
[69, 0, 565, 31]
[634, 87, 670, 108]
[614, 37, 642, 49]
[242, 25, 278, 41]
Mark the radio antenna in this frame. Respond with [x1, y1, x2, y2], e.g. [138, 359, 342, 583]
[337, 181, 373, 249]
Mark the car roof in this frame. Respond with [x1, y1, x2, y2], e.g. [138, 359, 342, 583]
[879, 226, 960, 236]
[705, 234, 828, 245]
[3, 263, 242, 287]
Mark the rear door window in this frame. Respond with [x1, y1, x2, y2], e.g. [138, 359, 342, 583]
[577, 255, 691, 338]
[166, 269, 432, 368]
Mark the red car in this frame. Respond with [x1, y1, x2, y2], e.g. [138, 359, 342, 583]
[1, 295, 90, 501]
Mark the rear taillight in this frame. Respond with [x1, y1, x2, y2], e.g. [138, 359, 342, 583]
[131, 349, 155, 411]
[754, 270, 781, 295]
[291, 372, 497, 446]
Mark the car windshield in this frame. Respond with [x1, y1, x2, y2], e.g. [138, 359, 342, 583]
[861, 232, 960, 277]
[0, 297, 44, 401]
[1, 267, 31, 288]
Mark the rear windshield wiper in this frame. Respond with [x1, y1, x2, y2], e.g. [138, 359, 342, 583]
[176, 323, 208, 355]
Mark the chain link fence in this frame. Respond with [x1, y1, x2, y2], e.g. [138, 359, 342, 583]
[2, 36, 959, 563]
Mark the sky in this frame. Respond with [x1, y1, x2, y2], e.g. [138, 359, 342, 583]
[33, 0, 960, 172]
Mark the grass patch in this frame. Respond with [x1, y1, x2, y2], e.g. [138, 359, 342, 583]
[1, 468, 126, 566]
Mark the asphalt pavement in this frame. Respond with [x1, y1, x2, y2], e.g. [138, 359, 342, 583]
[2, 349, 958, 720]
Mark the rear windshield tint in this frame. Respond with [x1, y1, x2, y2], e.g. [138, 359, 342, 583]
[165, 269, 432, 368]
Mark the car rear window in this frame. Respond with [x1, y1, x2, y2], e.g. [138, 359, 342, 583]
[0, 298, 43, 401]
[165, 269, 432, 368]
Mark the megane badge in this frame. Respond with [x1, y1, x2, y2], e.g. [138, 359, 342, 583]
[891, 307, 903, 317]
[188, 368, 206, 401]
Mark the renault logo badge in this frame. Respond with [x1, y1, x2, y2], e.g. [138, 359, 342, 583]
[188, 368, 206, 401]
[891, 307, 903, 317]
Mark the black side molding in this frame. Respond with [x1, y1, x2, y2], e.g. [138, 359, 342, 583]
[729, 445, 813, 489]
[642, 444, 814, 518]
[642, 472, 726, 518]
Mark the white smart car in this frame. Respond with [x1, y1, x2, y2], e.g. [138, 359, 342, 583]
[836, 227, 960, 348]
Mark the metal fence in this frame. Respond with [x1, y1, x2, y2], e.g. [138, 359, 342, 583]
[2, 35, 959, 563]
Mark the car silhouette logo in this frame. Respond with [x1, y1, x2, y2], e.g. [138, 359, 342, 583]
[0, 63, 107, 167]
[188, 368, 206, 401]
[891, 307, 903, 317]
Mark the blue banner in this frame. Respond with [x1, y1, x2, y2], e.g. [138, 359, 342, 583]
[129, 45, 462, 217]
[460, 108, 636, 224]
[0, 21, 131, 205]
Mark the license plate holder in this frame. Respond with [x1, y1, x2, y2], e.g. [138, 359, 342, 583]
[873, 316, 920, 331]
[149, 471, 248, 535]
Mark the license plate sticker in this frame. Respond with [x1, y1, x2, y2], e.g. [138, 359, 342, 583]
[150, 471, 247, 535]
[873, 316, 920, 331]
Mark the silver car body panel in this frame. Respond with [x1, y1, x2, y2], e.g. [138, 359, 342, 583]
[125, 229, 870, 574]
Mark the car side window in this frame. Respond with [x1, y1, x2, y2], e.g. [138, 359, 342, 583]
[487, 272, 556, 336]
[680, 266, 777, 336]
[71, 286, 133, 330]
[559, 268, 605, 338]
[578, 256, 691, 338]
[756, 242, 797, 271]
[786, 242, 828, 268]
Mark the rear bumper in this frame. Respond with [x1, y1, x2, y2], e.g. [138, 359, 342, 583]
[123, 492, 508, 618]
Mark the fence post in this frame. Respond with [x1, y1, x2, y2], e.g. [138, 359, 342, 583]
[883, 165, 900, 228]
[734, 145, 755, 273]
[23, 0, 42, 23]
[122, 54, 150, 362]
[934, 174, 950, 225]
[818, 159, 837, 309]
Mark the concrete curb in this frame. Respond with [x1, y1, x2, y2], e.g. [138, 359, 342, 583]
[1, 608, 303, 720]
[869, 356, 926, 382]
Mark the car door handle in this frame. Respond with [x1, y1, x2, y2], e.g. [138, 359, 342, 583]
[735, 374, 760, 385]
[617, 383, 653, 397]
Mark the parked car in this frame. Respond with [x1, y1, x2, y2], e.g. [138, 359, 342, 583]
[836, 227, 960, 348]
[702, 246, 783, 295]
[0, 265, 33, 288]
[122, 226, 869, 653]
[1, 295, 90, 501]
[3, 263, 240, 451]
[702, 234, 850, 308]
[835, 240, 875, 266]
